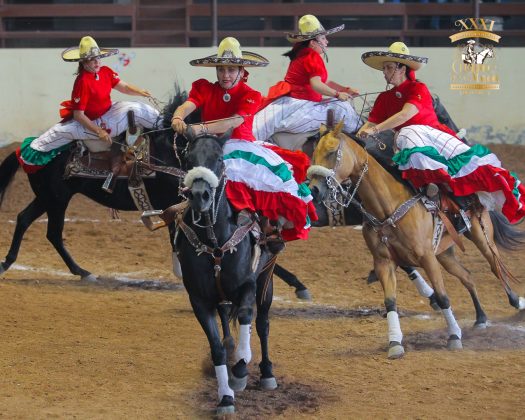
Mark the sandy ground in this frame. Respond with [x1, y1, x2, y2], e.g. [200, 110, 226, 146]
[1, 143, 524, 419]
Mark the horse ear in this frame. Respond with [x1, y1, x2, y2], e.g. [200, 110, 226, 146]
[320, 124, 328, 136]
[217, 128, 233, 147]
[184, 125, 196, 142]
[333, 120, 345, 136]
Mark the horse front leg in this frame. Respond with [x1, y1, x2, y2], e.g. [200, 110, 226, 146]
[1, 198, 46, 274]
[189, 295, 235, 416]
[229, 280, 257, 392]
[256, 254, 278, 390]
[420, 253, 463, 350]
[168, 222, 182, 278]
[375, 257, 405, 359]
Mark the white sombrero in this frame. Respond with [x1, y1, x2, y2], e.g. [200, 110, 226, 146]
[361, 42, 428, 71]
[286, 15, 344, 43]
[190, 37, 269, 67]
[62, 36, 119, 62]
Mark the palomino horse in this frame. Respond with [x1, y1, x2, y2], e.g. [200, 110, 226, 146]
[175, 128, 278, 416]
[307, 122, 525, 359]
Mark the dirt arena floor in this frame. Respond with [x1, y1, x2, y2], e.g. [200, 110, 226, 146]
[1, 143, 524, 419]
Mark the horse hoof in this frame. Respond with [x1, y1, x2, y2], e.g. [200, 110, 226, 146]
[229, 374, 248, 392]
[473, 321, 488, 330]
[447, 335, 463, 351]
[260, 376, 278, 390]
[295, 288, 312, 300]
[216, 395, 235, 416]
[387, 342, 405, 359]
[0, 263, 6, 275]
[81, 274, 98, 283]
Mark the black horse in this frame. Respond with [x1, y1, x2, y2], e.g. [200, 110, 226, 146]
[175, 128, 277, 416]
[0, 92, 190, 281]
[0, 88, 310, 297]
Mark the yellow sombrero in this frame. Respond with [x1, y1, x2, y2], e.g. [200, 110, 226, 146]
[62, 36, 119, 62]
[361, 42, 428, 71]
[286, 15, 344, 43]
[190, 37, 269, 67]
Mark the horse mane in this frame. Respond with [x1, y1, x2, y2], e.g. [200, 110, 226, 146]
[159, 82, 201, 128]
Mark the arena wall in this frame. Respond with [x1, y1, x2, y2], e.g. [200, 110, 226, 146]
[0, 47, 522, 147]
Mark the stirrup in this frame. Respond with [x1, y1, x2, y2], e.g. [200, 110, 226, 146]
[102, 173, 115, 193]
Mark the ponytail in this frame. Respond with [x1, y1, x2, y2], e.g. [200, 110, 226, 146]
[283, 40, 310, 61]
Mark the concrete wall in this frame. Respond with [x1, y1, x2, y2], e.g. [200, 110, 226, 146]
[1, 46, 523, 147]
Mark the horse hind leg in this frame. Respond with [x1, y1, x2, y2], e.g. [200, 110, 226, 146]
[468, 212, 525, 311]
[437, 247, 488, 328]
[420, 254, 463, 350]
[1, 198, 47, 274]
[45, 206, 95, 281]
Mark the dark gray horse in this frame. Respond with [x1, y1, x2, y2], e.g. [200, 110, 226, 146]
[175, 128, 278, 416]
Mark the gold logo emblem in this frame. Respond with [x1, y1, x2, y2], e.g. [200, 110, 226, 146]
[450, 18, 500, 94]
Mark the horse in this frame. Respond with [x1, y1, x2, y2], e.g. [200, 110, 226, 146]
[175, 127, 278, 416]
[475, 46, 494, 64]
[307, 122, 525, 359]
[0, 86, 310, 298]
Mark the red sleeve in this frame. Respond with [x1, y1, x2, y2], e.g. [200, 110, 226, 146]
[100, 66, 120, 88]
[71, 76, 89, 111]
[187, 79, 212, 108]
[237, 89, 261, 117]
[367, 92, 388, 124]
[405, 82, 430, 111]
[303, 51, 326, 79]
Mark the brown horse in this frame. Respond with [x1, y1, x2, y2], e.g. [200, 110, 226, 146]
[307, 122, 525, 359]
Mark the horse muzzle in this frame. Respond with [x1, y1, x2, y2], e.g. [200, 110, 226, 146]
[187, 179, 214, 213]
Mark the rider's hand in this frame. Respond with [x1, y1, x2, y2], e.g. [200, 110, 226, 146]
[358, 126, 378, 140]
[345, 86, 360, 97]
[97, 128, 112, 144]
[171, 116, 187, 134]
[140, 89, 152, 97]
[335, 91, 351, 101]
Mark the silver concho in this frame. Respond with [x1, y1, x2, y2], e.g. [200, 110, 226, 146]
[223, 92, 231, 102]
[395, 91, 402, 99]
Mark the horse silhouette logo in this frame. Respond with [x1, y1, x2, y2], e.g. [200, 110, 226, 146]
[461, 39, 494, 66]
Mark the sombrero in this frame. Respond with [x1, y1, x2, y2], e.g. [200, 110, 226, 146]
[286, 15, 344, 43]
[62, 36, 119, 62]
[190, 37, 269, 67]
[361, 42, 428, 71]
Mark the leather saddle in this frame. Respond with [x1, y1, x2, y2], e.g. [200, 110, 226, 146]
[64, 134, 155, 181]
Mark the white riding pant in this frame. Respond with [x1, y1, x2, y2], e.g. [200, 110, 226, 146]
[31, 101, 160, 153]
[253, 96, 363, 142]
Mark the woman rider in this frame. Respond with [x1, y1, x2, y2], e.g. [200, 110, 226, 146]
[357, 42, 525, 224]
[171, 37, 317, 244]
[17, 36, 159, 186]
[253, 14, 362, 142]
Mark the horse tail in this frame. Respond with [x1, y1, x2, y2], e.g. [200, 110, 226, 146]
[489, 210, 525, 251]
[0, 151, 20, 208]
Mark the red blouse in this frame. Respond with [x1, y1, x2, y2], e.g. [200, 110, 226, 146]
[187, 78, 261, 141]
[368, 79, 457, 136]
[284, 47, 327, 102]
[70, 66, 120, 120]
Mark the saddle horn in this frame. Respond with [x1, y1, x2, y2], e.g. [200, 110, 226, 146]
[333, 120, 345, 136]
[326, 109, 335, 130]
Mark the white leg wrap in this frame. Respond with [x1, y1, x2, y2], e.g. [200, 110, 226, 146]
[442, 307, 462, 339]
[172, 252, 182, 278]
[215, 365, 234, 400]
[387, 311, 403, 344]
[408, 269, 434, 298]
[519, 296, 525, 310]
[235, 324, 252, 364]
